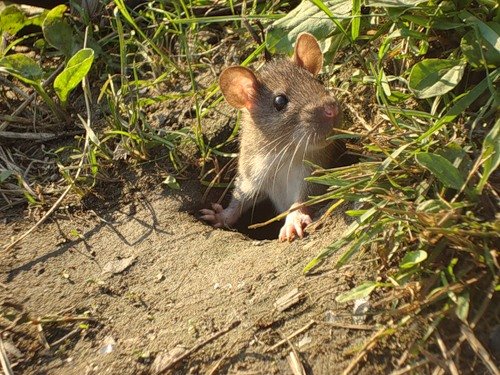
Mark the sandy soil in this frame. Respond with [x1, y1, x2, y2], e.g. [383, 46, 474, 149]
[0, 176, 393, 374]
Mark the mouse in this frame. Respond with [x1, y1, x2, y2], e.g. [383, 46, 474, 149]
[201, 33, 343, 242]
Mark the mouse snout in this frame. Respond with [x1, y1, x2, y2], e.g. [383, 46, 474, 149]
[320, 97, 341, 120]
[323, 101, 339, 119]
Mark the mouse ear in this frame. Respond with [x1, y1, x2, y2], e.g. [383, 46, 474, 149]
[292, 33, 323, 76]
[219, 67, 259, 110]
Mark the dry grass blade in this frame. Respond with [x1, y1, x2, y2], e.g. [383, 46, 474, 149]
[0, 338, 14, 375]
[267, 320, 316, 352]
[390, 359, 431, 375]
[317, 320, 376, 331]
[2, 125, 89, 252]
[460, 324, 500, 375]
[435, 330, 459, 375]
[342, 327, 393, 375]
[287, 350, 306, 375]
[156, 320, 241, 374]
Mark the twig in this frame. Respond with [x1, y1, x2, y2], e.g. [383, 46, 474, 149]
[206, 338, 239, 375]
[0, 76, 31, 100]
[266, 320, 316, 352]
[0, 338, 14, 375]
[342, 326, 392, 375]
[0, 130, 83, 140]
[0, 114, 33, 125]
[157, 320, 241, 374]
[317, 320, 377, 331]
[37, 324, 50, 350]
[0, 131, 57, 140]
[50, 328, 81, 348]
[33, 316, 97, 325]
[0, 63, 65, 131]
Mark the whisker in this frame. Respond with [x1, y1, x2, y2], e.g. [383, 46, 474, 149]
[271, 140, 295, 197]
[286, 134, 307, 196]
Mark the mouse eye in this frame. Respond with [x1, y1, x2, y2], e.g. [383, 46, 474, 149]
[273, 94, 288, 111]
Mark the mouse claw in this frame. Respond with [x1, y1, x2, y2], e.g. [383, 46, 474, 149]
[279, 210, 312, 242]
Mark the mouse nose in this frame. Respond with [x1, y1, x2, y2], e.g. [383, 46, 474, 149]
[323, 102, 339, 118]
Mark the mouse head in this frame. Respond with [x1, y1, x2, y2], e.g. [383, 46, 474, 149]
[219, 33, 341, 148]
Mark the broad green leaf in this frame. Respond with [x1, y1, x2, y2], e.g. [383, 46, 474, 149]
[0, 5, 27, 35]
[477, 118, 500, 193]
[461, 22, 500, 69]
[335, 281, 379, 303]
[266, 0, 351, 55]
[409, 59, 466, 99]
[415, 152, 465, 190]
[42, 4, 74, 57]
[437, 143, 473, 180]
[54, 48, 94, 105]
[0, 54, 43, 84]
[400, 250, 428, 269]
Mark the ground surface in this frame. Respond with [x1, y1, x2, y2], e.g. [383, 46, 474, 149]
[0, 177, 389, 375]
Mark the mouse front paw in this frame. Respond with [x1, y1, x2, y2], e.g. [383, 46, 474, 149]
[200, 203, 226, 228]
[279, 209, 312, 242]
[200, 203, 237, 229]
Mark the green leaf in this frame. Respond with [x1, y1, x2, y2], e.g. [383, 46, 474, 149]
[455, 291, 470, 322]
[436, 143, 473, 181]
[42, 4, 75, 57]
[0, 170, 14, 182]
[303, 237, 348, 273]
[266, 0, 351, 55]
[335, 281, 379, 303]
[0, 54, 43, 84]
[461, 22, 500, 69]
[400, 250, 428, 269]
[409, 59, 466, 99]
[327, 133, 362, 141]
[459, 11, 500, 52]
[54, 48, 94, 106]
[418, 68, 499, 140]
[0, 5, 27, 35]
[365, 0, 429, 7]
[351, 0, 361, 41]
[477, 118, 500, 193]
[416, 152, 465, 190]
[162, 175, 180, 190]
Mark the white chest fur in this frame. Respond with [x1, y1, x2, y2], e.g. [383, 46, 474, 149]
[246, 148, 310, 212]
